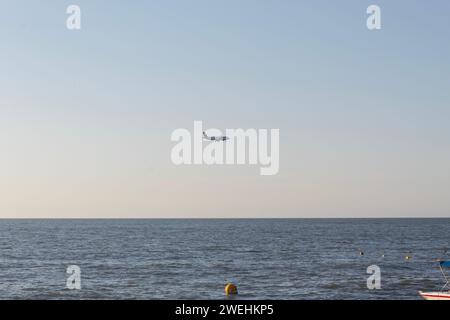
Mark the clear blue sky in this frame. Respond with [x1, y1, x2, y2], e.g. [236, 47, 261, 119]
[1, 1, 450, 217]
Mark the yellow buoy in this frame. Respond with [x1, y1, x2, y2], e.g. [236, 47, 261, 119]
[225, 283, 238, 295]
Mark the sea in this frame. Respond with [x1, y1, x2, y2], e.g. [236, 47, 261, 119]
[0, 219, 449, 300]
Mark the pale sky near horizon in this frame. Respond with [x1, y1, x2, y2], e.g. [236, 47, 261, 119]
[1, 1, 450, 218]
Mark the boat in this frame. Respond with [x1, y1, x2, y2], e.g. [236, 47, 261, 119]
[419, 260, 450, 300]
[418, 291, 450, 300]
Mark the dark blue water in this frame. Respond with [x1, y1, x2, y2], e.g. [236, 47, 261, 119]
[0, 219, 449, 300]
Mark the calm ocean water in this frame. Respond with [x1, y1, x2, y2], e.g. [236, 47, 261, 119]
[0, 219, 449, 300]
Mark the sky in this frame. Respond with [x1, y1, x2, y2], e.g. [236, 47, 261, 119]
[1, 0, 450, 218]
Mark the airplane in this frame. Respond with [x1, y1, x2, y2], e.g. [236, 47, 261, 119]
[203, 131, 229, 141]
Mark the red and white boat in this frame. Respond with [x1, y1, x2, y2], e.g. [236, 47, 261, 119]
[419, 291, 450, 300]
[419, 260, 450, 300]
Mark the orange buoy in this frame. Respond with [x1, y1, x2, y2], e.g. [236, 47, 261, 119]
[224, 283, 238, 295]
